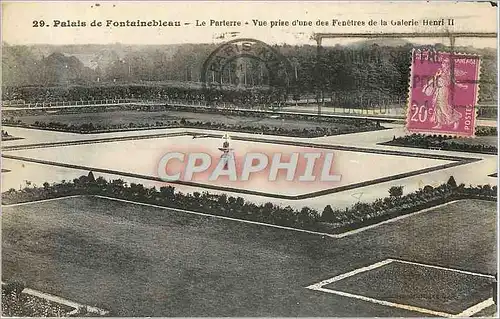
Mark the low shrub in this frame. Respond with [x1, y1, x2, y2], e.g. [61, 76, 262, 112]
[2, 174, 497, 235]
[383, 133, 497, 154]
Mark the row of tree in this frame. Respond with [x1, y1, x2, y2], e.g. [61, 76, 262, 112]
[2, 84, 290, 107]
[3, 42, 497, 104]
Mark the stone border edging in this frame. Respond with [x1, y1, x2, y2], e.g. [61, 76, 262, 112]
[2, 131, 480, 200]
[378, 141, 498, 155]
[1, 281, 109, 316]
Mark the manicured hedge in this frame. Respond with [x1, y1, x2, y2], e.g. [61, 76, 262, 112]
[3, 174, 496, 234]
[3, 113, 383, 138]
[383, 133, 497, 154]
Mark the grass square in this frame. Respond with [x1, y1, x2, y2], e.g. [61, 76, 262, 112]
[322, 260, 494, 315]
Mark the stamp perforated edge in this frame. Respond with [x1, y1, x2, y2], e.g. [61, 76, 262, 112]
[405, 49, 482, 139]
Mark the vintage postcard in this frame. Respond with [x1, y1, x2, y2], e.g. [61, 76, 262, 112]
[1, 1, 498, 317]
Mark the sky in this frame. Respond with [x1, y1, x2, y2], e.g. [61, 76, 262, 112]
[1, 1, 498, 47]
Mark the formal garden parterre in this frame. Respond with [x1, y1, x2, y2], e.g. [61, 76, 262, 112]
[381, 131, 498, 155]
[2, 103, 386, 137]
[2, 173, 496, 235]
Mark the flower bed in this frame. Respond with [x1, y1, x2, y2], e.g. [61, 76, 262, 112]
[381, 133, 497, 154]
[2, 111, 383, 138]
[1, 284, 72, 317]
[2, 174, 496, 235]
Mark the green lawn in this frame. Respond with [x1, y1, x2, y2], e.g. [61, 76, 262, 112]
[326, 261, 493, 314]
[2, 197, 496, 317]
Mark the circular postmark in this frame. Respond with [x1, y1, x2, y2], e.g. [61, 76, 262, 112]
[201, 38, 296, 109]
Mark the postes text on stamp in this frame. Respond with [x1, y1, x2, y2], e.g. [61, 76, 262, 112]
[407, 49, 481, 137]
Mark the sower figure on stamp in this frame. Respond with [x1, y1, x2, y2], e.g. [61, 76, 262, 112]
[423, 57, 468, 130]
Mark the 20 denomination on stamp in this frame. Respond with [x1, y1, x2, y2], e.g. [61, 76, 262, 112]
[407, 50, 481, 137]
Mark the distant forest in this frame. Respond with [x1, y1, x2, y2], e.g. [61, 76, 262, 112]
[2, 42, 497, 103]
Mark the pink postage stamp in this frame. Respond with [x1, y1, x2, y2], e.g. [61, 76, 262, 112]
[407, 50, 481, 137]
